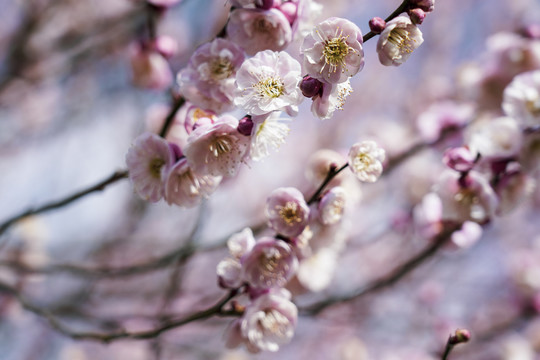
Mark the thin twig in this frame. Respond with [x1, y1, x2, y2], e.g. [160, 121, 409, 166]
[0, 282, 240, 342]
[307, 163, 349, 204]
[362, 0, 409, 42]
[299, 224, 459, 315]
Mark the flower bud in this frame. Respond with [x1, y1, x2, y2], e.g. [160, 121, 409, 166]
[449, 329, 471, 345]
[520, 24, 540, 39]
[442, 147, 476, 172]
[255, 0, 274, 10]
[238, 116, 254, 136]
[279, 1, 298, 24]
[408, 0, 434, 12]
[368, 17, 386, 34]
[300, 76, 323, 98]
[154, 35, 178, 59]
[408, 8, 426, 25]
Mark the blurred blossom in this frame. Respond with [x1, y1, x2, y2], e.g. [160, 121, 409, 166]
[409, 0, 435, 13]
[413, 192, 443, 239]
[503, 70, 540, 126]
[218, 228, 256, 288]
[234, 50, 303, 116]
[466, 117, 523, 160]
[301, 17, 364, 84]
[348, 140, 385, 182]
[266, 187, 310, 237]
[130, 46, 173, 90]
[242, 237, 298, 289]
[318, 186, 347, 225]
[494, 163, 535, 215]
[178, 38, 245, 114]
[451, 221, 483, 249]
[296, 247, 337, 291]
[305, 149, 346, 187]
[442, 146, 477, 172]
[126, 132, 175, 202]
[184, 115, 251, 177]
[228, 228, 256, 259]
[147, 0, 182, 7]
[377, 14, 424, 66]
[227, 8, 292, 56]
[434, 170, 498, 224]
[416, 101, 474, 143]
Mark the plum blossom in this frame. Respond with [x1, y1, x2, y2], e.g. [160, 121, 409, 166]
[503, 70, 540, 126]
[451, 221, 483, 249]
[249, 113, 290, 161]
[416, 101, 474, 143]
[184, 115, 251, 177]
[225, 289, 297, 353]
[130, 46, 172, 90]
[301, 17, 364, 84]
[297, 248, 338, 291]
[413, 192, 443, 239]
[163, 158, 221, 207]
[466, 117, 523, 159]
[310, 79, 353, 120]
[242, 237, 298, 289]
[377, 14, 424, 66]
[348, 140, 386, 182]
[442, 147, 477, 172]
[125, 133, 174, 202]
[265, 187, 310, 237]
[227, 8, 292, 56]
[318, 187, 347, 225]
[217, 228, 256, 289]
[434, 170, 498, 224]
[178, 39, 245, 114]
[234, 50, 303, 116]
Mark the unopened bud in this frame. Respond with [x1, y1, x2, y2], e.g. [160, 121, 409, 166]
[238, 116, 254, 136]
[369, 17, 386, 34]
[520, 24, 540, 39]
[279, 1, 298, 24]
[409, 8, 426, 25]
[442, 147, 476, 172]
[154, 35, 178, 59]
[449, 329, 471, 345]
[255, 0, 274, 10]
[408, 0, 434, 12]
[300, 76, 323, 98]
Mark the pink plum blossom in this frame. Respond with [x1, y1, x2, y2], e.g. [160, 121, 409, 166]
[265, 187, 310, 237]
[234, 50, 303, 116]
[178, 39, 245, 114]
[217, 228, 256, 289]
[466, 117, 523, 159]
[377, 14, 424, 66]
[348, 140, 386, 182]
[130, 46, 173, 90]
[242, 237, 298, 289]
[184, 115, 251, 177]
[125, 133, 175, 202]
[451, 221, 482, 249]
[442, 147, 477, 172]
[318, 187, 347, 225]
[163, 158, 221, 207]
[416, 101, 474, 143]
[301, 17, 364, 84]
[310, 79, 353, 120]
[434, 170, 498, 224]
[227, 8, 292, 56]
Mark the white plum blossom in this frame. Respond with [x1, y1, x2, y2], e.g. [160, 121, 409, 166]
[503, 70, 540, 126]
[466, 117, 523, 159]
[377, 14, 424, 66]
[301, 17, 364, 84]
[348, 140, 386, 182]
[125, 133, 175, 202]
[225, 289, 297, 353]
[217, 228, 256, 289]
[310, 79, 353, 120]
[249, 113, 290, 161]
[318, 187, 347, 225]
[163, 158, 221, 207]
[451, 221, 483, 249]
[184, 115, 251, 177]
[234, 50, 303, 116]
[227, 8, 292, 56]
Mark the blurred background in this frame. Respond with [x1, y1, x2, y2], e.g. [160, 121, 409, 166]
[1, 0, 540, 359]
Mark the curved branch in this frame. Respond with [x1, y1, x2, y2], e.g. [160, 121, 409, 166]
[299, 224, 459, 315]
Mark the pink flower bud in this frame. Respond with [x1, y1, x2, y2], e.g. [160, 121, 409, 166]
[408, 0, 434, 13]
[368, 17, 386, 34]
[442, 147, 476, 172]
[449, 329, 471, 345]
[255, 0, 274, 10]
[300, 76, 323, 98]
[154, 35, 178, 59]
[265, 187, 310, 238]
[279, 1, 297, 24]
[409, 8, 426, 25]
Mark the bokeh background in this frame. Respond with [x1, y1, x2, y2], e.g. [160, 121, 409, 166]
[1, 0, 540, 359]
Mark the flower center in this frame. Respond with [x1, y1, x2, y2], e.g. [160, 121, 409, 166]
[209, 136, 232, 158]
[277, 202, 302, 225]
[210, 57, 234, 80]
[526, 97, 540, 116]
[320, 28, 355, 73]
[255, 76, 285, 99]
[259, 310, 290, 338]
[148, 158, 165, 179]
[352, 153, 374, 172]
[387, 28, 416, 54]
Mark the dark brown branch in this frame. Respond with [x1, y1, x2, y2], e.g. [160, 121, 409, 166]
[299, 224, 459, 315]
[0, 282, 240, 342]
[307, 163, 349, 204]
